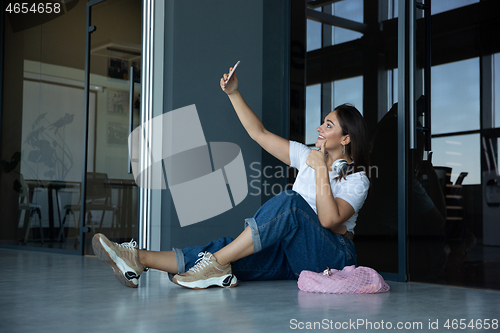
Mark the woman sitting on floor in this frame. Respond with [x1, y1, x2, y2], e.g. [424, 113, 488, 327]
[92, 67, 371, 289]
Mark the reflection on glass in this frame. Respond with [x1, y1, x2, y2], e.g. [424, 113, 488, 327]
[479, 134, 500, 288]
[306, 84, 321, 145]
[332, 76, 363, 114]
[389, 0, 398, 19]
[389, 68, 398, 106]
[21, 81, 93, 183]
[431, 0, 479, 15]
[83, 0, 141, 254]
[495, 54, 500, 128]
[408, 146, 448, 283]
[0, 0, 140, 253]
[356, 103, 399, 274]
[431, 134, 480, 185]
[1, 1, 86, 251]
[332, 0, 363, 45]
[410, 131, 485, 286]
[307, 7, 322, 52]
[431, 58, 480, 135]
[307, 19, 321, 52]
[389, 0, 479, 22]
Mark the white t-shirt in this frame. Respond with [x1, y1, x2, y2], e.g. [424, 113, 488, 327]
[289, 141, 370, 233]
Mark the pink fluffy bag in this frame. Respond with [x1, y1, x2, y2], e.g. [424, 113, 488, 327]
[298, 265, 390, 294]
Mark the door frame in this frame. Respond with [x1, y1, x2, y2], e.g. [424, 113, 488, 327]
[83, 0, 160, 255]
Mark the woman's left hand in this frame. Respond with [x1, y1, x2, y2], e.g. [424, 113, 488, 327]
[306, 140, 328, 171]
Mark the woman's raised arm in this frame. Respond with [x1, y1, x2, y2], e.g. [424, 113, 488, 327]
[221, 69, 290, 166]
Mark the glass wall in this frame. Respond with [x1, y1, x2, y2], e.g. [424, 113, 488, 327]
[1, 0, 141, 254]
[431, 0, 479, 15]
[431, 58, 480, 136]
[1, 1, 86, 252]
[331, 0, 363, 45]
[82, 0, 142, 255]
[307, 8, 322, 52]
[304, 0, 400, 277]
[495, 53, 500, 128]
[332, 76, 363, 114]
[305, 84, 321, 145]
[407, 1, 500, 289]
[303, 0, 500, 289]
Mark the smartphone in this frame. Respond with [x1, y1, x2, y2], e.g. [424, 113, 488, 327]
[223, 60, 240, 87]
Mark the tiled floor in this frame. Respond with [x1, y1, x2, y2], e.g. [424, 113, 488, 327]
[1, 248, 499, 333]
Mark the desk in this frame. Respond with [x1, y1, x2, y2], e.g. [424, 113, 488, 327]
[26, 180, 80, 241]
[26, 178, 137, 241]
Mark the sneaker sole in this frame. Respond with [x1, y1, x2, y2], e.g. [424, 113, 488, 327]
[172, 274, 238, 289]
[92, 235, 139, 288]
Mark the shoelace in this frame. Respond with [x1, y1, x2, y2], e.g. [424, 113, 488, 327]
[117, 239, 138, 250]
[189, 252, 213, 273]
[116, 239, 148, 271]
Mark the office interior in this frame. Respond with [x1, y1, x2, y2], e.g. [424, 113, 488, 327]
[1, 0, 500, 331]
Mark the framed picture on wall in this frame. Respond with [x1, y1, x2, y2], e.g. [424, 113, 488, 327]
[108, 58, 129, 80]
[132, 61, 141, 83]
[107, 122, 128, 145]
[107, 89, 128, 116]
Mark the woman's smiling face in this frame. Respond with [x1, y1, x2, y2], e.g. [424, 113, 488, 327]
[315, 111, 347, 150]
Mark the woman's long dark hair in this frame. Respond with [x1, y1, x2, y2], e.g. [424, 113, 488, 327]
[333, 103, 371, 181]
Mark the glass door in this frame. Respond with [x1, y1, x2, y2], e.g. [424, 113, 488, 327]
[302, 0, 500, 288]
[1, 0, 86, 253]
[407, 0, 500, 290]
[81, 0, 142, 255]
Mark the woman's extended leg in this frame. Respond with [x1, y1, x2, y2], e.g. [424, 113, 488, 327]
[92, 233, 244, 289]
[94, 190, 354, 289]
[213, 227, 254, 265]
[137, 250, 178, 273]
[139, 227, 256, 275]
[173, 190, 356, 289]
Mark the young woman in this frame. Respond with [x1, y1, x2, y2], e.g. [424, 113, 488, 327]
[92, 67, 371, 289]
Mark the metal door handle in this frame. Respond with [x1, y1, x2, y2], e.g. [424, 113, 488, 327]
[128, 66, 134, 174]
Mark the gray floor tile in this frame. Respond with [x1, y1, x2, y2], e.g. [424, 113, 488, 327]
[1, 248, 499, 333]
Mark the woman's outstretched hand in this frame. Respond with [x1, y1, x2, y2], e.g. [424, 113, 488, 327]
[220, 67, 239, 95]
[306, 140, 328, 171]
